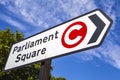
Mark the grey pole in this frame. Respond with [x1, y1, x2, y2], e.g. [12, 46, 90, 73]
[39, 59, 51, 80]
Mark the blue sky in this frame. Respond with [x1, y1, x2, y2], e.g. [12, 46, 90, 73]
[0, 0, 120, 80]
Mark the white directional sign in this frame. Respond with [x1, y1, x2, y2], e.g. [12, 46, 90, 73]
[5, 9, 112, 71]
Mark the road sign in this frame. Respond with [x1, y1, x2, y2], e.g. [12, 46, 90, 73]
[5, 9, 113, 71]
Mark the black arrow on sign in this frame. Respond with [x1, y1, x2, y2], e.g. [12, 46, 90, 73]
[88, 14, 105, 44]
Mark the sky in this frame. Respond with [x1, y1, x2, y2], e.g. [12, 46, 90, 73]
[0, 0, 120, 80]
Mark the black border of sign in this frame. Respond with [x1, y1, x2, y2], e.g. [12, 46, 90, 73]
[4, 9, 113, 71]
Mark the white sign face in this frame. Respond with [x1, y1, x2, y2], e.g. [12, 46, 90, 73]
[5, 9, 112, 71]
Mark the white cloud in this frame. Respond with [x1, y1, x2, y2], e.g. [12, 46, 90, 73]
[92, 40, 120, 69]
[0, 0, 62, 28]
[6, 19, 26, 30]
[0, 13, 26, 30]
[102, 43, 120, 68]
[75, 39, 120, 69]
[0, 0, 96, 29]
[58, 0, 96, 17]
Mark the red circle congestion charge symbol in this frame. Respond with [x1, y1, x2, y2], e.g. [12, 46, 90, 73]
[61, 21, 87, 48]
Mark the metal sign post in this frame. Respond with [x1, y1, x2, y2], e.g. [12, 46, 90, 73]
[39, 59, 51, 80]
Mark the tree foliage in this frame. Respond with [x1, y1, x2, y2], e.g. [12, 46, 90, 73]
[0, 28, 65, 80]
[51, 76, 66, 80]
